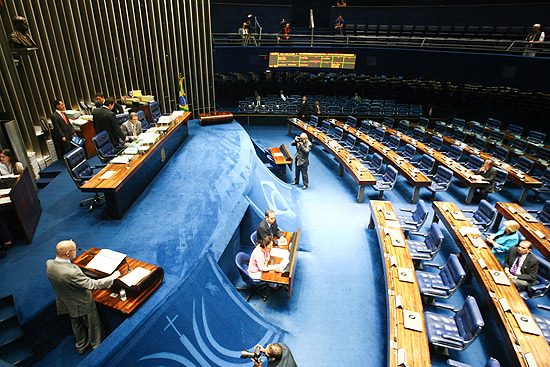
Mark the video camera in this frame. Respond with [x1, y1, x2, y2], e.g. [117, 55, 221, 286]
[241, 346, 262, 364]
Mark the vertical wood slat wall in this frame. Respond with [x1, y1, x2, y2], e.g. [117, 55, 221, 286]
[0, 0, 214, 160]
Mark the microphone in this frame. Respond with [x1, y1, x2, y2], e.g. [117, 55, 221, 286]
[78, 248, 96, 256]
[123, 258, 132, 272]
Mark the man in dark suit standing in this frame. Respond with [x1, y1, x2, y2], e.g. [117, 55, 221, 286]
[46, 240, 120, 354]
[51, 100, 76, 156]
[93, 98, 128, 146]
[256, 209, 287, 246]
[291, 133, 312, 190]
[298, 96, 309, 120]
[504, 240, 539, 291]
[95, 93, 124, 115]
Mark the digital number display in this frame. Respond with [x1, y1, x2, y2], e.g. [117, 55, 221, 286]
[269, 52, 356, 70]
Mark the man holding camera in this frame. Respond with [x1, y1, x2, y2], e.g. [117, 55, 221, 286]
[291, 133, 312, 190]
[250, 343, 298, 367]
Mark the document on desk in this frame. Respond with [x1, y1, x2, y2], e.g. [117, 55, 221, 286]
[403, 310, 423, 332]
[385, 228, 405, 247]
[110, 155, 133, 164]
[468, 235, 487, 249]
[513, 314, 541, 335]
[99, 171, 117, 180]
[119, 267, 151, 287]
[489, 270, 511, 286]
[272, 152, 284, 157]
[520, 213, 538, 223]
[0, 197, 11, 204]
[459, 226, 481, 237]
[450, 211, 467, 221]
[0, 188, 11, 196]
[270, 248, 290, 259]
[383, 211, 398, 221]
[86, 249, 127, 274]
[397, 267, 415, 283]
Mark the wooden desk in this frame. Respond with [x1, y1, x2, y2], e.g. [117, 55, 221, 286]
[74, 120, 97, 159]
[73, 247, 164, 314]
[0, 168, 42, 243]
[371, 120, 489, 204]
[269, 144, 293, 172]
[199, 111, 233, 125]
[261, 229, 300, 297]
[420, 127, 542, 205]
[82, 112, 190, 219]
[493, 202, 550, 260]
[288, 118, 376, 202]
[330, 119, 431, 203]
[432, 201, 550, 367]
[368, 200, 431, 367]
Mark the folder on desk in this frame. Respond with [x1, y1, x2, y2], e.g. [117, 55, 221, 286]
[385, 228, 405, 247]
[383, 211, 398, 221]
[459, 226, 481, 237]
[403, 310, 423, 332]
[489, 270, 511, 286]
[468, 235, 487, 249]
[513, 314, 541, 335]
[270, 247, 290, 259]
[450, 211, 467, 221]
[86, 249, 127, 274]
[520, 213, 538, 223]
[397, 267, 415, 283]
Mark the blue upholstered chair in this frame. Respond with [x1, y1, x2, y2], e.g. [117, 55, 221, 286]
[534, 304, 550, 344]
[446, 357, 500, 367]
[250, 231, 257, 247]
[470, 123, 485, 136]
[401, 144, 416, 162]
[452, 118, 466, 130]
[471, 137, 486, 151]
[488, 130, 505, 143]
[493, 168, 508, 193]
[464, 155, 484, 172]
[486, 118, 501, 130]
[407, 223, 444, 262]
[448, 145, 463, 161]
[150, 101, 162, 123]
[527, 130, 546, 144]
[518, 254, 550, 299]
[463, 200, 497, 231]
[137, 110, 150, 131]
[330, 127, 345, 142]
[367, 153, 384, 176]
[319, 120, 331, 134]
[511, 138, 528, 152]
[346, 116, 358, 127]
[63, 147, 104, 211]
[434, 121, 447, 135]
[506, 124, 523, 136]
[415, 154, 436, 175]
[356, 143, 371, 164]
[417, 117, 429, 129]
[514, 156, 534, 174]
[399, 200, 429, 233]
[452, 129, 466, 143]
[429, 135, 443, 151]
[358, 120, 370, 134]
[427, 166, 453, 199]
[342, 134, 358, 153]
[116, 112, 129, 125]
[411, 127, 425, 143]
[536, 147, 550, 162]
[532, 169, 550, 200]
[397, 120, 409, 134]
[235, 252, 268, 302]
[373, 166, 398, 199]
[492, 146, 508, 162]
[424, 296, 484, 353]
[527, 200, 550, 226]
[374, 128, 386, 143]
[91, 131, 118, 164]
[383, 117, 395, 128]
[386, 135, 400, 151]
[416, 254, 466, 301]
[308, 115, 318, 126]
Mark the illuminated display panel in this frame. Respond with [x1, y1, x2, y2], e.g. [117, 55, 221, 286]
[268, 52, 356, 70]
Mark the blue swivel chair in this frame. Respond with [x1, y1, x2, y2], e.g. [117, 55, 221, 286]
[486, 118, 501, 130]
[434, 121, 447, 135]
[399, 200, 429, 234]
[407, 223, 444, 262]
[358, 120, 370, 134]
[356, 143, 371, 164]
[511, 138, 528, 152]
[308, 115, 318, 126]
[116, 113, 129, 126]
[427, 166, 453, 199]
[373, 166, 398, 199]
[446, 357, 500, 367]
[514, 156, 534, 174]
[471, 137, 486, 151]
[527, 130, 546, 145]
[464, 155, 484, 172]
[527, 200, 550, 226]
[415, 154, 436, 175]
[452, 118, 466, 130]
[534, 305, 550, 344]
[250, 231, 257, 246]
[463, 200, 497, 232]
[91, 131, 118, 164]
[397, 120, 409, 134]
[417, 117, 429, 129]
[452, 129, 466, 143]
[518, 254, 550, 299]
[470, 123, 485, 136]
[342, 134, 358, 153]
[386, 135, 400, 151]
[63, 147, 104, 212]
[411, 127, 425, 142]
[493, 168, 508, 193]
[330, 127, 345, 142]
[367, 153, 384, 176]
[137, 110, 150, 131]
[448, 145, 463, 161]
[488, 130, 505, 143]
[319, 120, 331, 134]
[536, 147, 550, 162]
[424, 296, 485, 353]
[383, 117, 395, 128]
[374, 128, 386, 143]
[346, 115, 358, 127]
[492, 146, 509, 162]
[401, 144, 416, 162]
[416, 254, 466, 302]
[429, 136, 443, 151]
[150, 101, 162, 123]
[506, 124, 523, 136]
[235, 252, 268, 302]
[532, 169, 550, 200]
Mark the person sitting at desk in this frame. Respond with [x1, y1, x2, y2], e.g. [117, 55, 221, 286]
[485, 220, 520, 261]
[504, 240, 539, 292]
[256, 210, 287, 246]
[248, 236, 282, 280]
[0, 149, 23, 175]
[473, 159, 497, 200]
[121, 112, 142, 139]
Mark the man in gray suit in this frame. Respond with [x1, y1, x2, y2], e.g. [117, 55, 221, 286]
[121, 112, 142, 139]
[46, 240, 120, 354]
[291, 133, 312, 189]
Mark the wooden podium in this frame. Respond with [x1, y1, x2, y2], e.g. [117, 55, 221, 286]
[73, 248, 164, 314]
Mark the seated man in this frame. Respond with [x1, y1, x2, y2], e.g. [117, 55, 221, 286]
[253, 343, 298, 367]
[121, 112, 142, 139]
[504, 240, 539, 291]
[256, 210, 287, 246]
[473, 160, 497, 200]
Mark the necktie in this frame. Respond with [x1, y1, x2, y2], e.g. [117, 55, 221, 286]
[510, 255, 522, 275]
[61, 112, 69, 125]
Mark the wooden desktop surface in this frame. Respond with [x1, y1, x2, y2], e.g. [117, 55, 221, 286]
[369, 200, 431, 367]
[493, 202, 550, 260]
[73, 247, 164, 314]
[432, 201, 550, 367]
[269, 144, 293, 166]
[261, 229, 300, 297]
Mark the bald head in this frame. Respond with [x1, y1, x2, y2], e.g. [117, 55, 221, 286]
[300, 133, 307, 140]
[56, 240, 77, 259]
[534, 24, 541, 30]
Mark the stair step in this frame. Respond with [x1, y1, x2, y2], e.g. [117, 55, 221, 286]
[0, 306, 16, 324]
[39, 170, 61, 178]
[36, 177, 56, 189]
[0, 320, 23, 348]
[1, 346, 33, 366]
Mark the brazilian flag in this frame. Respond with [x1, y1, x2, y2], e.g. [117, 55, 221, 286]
[178, 77, 189, 111]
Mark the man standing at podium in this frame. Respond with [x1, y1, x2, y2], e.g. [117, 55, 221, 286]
[46, 240, 120, 354]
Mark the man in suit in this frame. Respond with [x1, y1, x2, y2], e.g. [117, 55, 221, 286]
[256, 210, 287, 246]
[313, 100, 323, 115]
[474, 159, 497, 200]
[51, 100, 76, 156]
[298, 96, 309, 120]
[253, 342, 298, 367]
[46, 240, 120, 354]
[291, 133, 312, 190]
[95, 93, 124, 115]
[121, 112, 142, 139]
[93, 98, 129, 147]
[504, 240, 539, 291]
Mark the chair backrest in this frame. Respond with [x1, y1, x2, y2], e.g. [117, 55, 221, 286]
[383, 117, 395, 128]
[474, 200, 497, 227]
[137, 110, 150, 131]
[412, 128, 425, 142]
[358, 142, 369, 157]
[426, 223, 444, 252]
[470, 123, 485, 135]
[492, 146, 508, 161]
[309, 115, 318, 126]
[434, 166, 453, 186]
[398, 120, 409, 134]
[489, 130, 505, 143]
[430, 136, 443, 150]
[472, 137, 486, 150]
[494, 168, 508, 191]
[536, 147, 550, 161]
[455, 296, 484, 345]
[388, 135, 400, 150]
[370, 153, 383, 173]
[235, 252, 256, 287]
[515, 156, 534, 173]
[538, 201, 550, 224]
[419, 155, 435, 171]
[527, 130, 546, 144]
[403, 144, 416, 159]
[541, 169, 550, 185]
[374, 128, 385, 142]
[250, 231, 257, 246]
[412, 200, 429, 226]
[440, 254, 466, 290]
[452, 129, 466, 142]
[512, 138, 527, 151]
[150, 101, 161, 122]
[452, 118, 465, 129]
[486, 118, 501, 130]
[434, 121, 446, 134]
[116, 113, 129, 126]
[333, 126, 344, 140]
[384, 165, 398, 183]
[359, 120, 370, 132]
[321, 120, 331, 132]
[507, 123, 523, 136]
[63, 147, 93, 188]
[417, 117, 429, 129]
[448, 145, 463, 161]
[346, 134, 356, 147]
[91, 131, 117, 163]
[346, 116, 357, 127]
[466, 155, 484, 171]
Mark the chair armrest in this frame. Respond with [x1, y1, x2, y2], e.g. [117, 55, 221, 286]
[462, 209, 474, 213]
[526, 209, 539, 213]
[423, 262, 442, 269]
[446, 359, 472, 367]
[433, 302, 457, 312]
[400, 208, 413, 212]
[537, 304, 550, 312]
[93, 164, 107, 169]
[432, 284, 451, 291]
[404, 220, 417, 225]
[417, 248, 434, 253]
[441, 334, 464, 344]
[409, 231, 428, 237]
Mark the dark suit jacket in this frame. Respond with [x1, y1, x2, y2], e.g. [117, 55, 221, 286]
[256, 218, 283, 245]
[93, 106, 126, 146]
[51, 111, 75, 155]
[268, 343, 298, 367]
[504, 246, 539, 284]
[298, 101, 309, 118]
[46, 260, 112, 318]
[291, 138, 312, 166]
[475, 166, 497, 193]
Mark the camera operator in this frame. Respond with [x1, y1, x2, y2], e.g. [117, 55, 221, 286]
[290, 133, 312, 190]
[251, 343, 298, 367]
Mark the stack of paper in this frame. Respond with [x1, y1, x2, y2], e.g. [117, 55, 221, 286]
[119, 267, 151, 287]
[46, 140, 58, 162]
[86, 249, 127, 274]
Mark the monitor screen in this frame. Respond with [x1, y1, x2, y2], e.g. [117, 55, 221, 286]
[269, 52, 356, 70]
